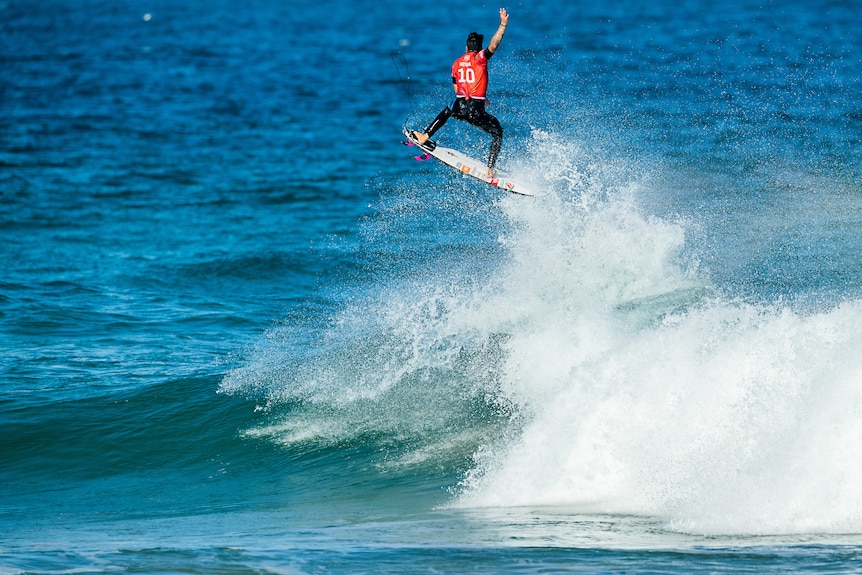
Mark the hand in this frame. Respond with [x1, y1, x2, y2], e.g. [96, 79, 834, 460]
[499, 8, 509, 26]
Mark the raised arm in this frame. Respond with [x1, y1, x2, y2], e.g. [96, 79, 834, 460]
[487, 8, 508, 54]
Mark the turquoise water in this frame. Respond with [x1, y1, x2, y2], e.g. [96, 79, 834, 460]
[3, 0, 862, 572]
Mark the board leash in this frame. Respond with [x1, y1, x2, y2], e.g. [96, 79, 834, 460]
[391, 50, 419, 123]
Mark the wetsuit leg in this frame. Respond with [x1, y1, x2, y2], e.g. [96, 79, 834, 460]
[424, 106, 453, 137]
[456, 100, 503, 169]
[482, 114, 503, 169]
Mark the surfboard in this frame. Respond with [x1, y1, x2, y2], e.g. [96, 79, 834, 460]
[402, 126, 535, 197]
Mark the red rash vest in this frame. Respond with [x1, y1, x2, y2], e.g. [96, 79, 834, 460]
[452, 50, 490, 100]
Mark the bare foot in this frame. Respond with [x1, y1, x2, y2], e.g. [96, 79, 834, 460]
[485, 167, 496, 179]
[412, 131, 430, 145]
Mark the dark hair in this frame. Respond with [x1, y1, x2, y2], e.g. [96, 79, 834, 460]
[466, 32, 483, 52]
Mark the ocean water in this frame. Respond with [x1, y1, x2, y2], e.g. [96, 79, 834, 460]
[3, 0, 862, 572]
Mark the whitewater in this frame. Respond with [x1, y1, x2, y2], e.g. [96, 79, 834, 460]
[222, 126, 862, 540]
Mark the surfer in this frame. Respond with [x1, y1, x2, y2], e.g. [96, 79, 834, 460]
[411, 8, 508, 178]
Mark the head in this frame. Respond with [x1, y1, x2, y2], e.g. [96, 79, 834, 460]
[466, 32, 483, 52]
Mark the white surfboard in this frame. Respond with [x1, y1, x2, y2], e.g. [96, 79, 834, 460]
[402, 126, 535, 197]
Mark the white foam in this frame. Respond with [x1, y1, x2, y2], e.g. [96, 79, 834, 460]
[453, 132, 862, 535]
[223, 129, 862, 536]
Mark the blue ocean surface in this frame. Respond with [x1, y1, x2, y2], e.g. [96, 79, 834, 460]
[3, 0, 862, 572]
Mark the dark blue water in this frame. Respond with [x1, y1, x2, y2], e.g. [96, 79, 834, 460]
[4, 0, 862, 572]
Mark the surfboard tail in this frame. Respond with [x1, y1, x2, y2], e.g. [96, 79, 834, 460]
[402, 140, 432, 161]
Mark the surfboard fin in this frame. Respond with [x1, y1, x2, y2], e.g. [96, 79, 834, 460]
[402, 139, 432, 160]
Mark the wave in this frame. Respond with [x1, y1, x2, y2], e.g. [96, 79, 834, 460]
[1, 375, 250, 480]
[222, 129, 862, 535]
[456, 297, 862, 535]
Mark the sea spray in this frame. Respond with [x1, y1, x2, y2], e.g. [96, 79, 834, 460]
[222, 127, 862, 535]
[222, 129, 700, 491]
[453, 138, 862, 536]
